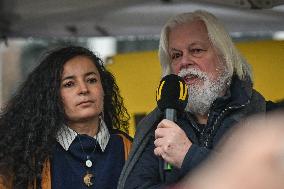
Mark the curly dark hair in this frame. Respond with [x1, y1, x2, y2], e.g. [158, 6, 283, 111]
[0, 46, 130, 188]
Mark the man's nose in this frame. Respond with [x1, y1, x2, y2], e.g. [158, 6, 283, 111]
[179, 52, 194, 70]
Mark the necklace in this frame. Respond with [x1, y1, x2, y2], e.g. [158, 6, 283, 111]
[78, 134, 98, 167]
[83, 171, 94, 187]
[77, 134, 98, 187]
[62, 154, 95, 188]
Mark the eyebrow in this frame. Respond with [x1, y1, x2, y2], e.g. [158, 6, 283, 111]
[61, 72, 97, 81]
[170, 42, 208, 52]
[169, 48, 182, 53]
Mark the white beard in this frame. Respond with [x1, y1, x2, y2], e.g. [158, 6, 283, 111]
[178, 67, 231, 116]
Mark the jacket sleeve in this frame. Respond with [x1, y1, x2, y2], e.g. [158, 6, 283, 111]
[179, 144, 210, 176]
[124, 133, 211, 189]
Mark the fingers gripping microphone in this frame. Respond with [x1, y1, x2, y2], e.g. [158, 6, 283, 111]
[156, 74, 188, 171]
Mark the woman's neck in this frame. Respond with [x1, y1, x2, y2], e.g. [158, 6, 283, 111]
[68, 118, 100, 137]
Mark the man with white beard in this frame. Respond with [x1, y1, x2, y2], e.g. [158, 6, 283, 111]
[179, 67, 231, 117]
[118, 10, 269, 189]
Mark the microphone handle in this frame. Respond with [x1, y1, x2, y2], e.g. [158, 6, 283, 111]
[164, 108, 177, 171]
[165, 109, 177, 122]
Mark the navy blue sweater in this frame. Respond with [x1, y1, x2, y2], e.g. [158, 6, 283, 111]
[51, 133, 127, 189]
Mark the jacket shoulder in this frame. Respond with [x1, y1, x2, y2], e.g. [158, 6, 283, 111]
[136, 108, 163, 134]
[0, 174, 13, 189]
[113, 130, 133, 160]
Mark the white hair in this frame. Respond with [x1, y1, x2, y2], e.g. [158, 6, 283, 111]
[158, 10, 252, 81]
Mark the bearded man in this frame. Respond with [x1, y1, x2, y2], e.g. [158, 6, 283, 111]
[118, 10, 268, 189]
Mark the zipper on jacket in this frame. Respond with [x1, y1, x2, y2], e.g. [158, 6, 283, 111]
[204, 99, 250, 148]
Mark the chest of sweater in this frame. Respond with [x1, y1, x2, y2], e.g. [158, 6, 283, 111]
[51, 135, 125, 189]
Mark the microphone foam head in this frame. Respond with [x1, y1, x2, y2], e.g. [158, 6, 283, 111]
[156, 74, 188, 111]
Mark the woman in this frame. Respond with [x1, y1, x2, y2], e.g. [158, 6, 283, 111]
[0, 46, 132, 189]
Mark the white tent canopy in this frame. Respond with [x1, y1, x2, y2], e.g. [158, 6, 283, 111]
[0, 0, 284, 38]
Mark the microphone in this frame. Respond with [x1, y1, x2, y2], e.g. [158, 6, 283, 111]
[156, 74, 188, 171]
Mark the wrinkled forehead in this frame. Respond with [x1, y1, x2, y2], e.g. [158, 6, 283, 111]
[168, 20, 212, 45]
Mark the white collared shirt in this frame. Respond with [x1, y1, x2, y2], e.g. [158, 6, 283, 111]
[56, 119, 110, 152]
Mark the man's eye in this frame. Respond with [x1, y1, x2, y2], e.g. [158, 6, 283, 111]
[171, 53, 181, 60]
[190, 48, 205, 54]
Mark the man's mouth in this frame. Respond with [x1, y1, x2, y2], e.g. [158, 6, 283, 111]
[183, 74, 199, 84]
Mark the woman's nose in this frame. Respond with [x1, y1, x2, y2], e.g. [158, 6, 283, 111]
[78, 82, 89, 95]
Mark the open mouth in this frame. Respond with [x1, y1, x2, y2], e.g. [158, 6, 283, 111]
[183, 74, 199, 84]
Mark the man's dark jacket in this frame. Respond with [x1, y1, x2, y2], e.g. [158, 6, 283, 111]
[118, 76, 267, 189]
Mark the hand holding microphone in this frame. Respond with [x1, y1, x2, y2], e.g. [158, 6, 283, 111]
[154, 119, 192, 169]
[155, 74, 192, 170]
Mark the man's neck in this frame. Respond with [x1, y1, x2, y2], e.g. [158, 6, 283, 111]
[195, 84, 229, 125]
[195, 114, 208, 125]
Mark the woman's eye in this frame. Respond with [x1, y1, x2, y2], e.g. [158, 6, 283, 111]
[87, 78, 97, 84]
[62, 81, 74, 88]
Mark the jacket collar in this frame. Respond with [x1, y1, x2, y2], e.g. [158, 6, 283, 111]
[211, 75, 252, 111]
[56, 119, 110, 152]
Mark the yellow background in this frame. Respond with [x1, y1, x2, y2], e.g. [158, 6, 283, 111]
[107, 40, 284, 136]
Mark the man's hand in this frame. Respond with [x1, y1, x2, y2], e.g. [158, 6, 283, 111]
[154, 119, 192, 168]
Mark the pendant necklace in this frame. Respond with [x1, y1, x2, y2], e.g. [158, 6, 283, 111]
[78, 135, 98, 187]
